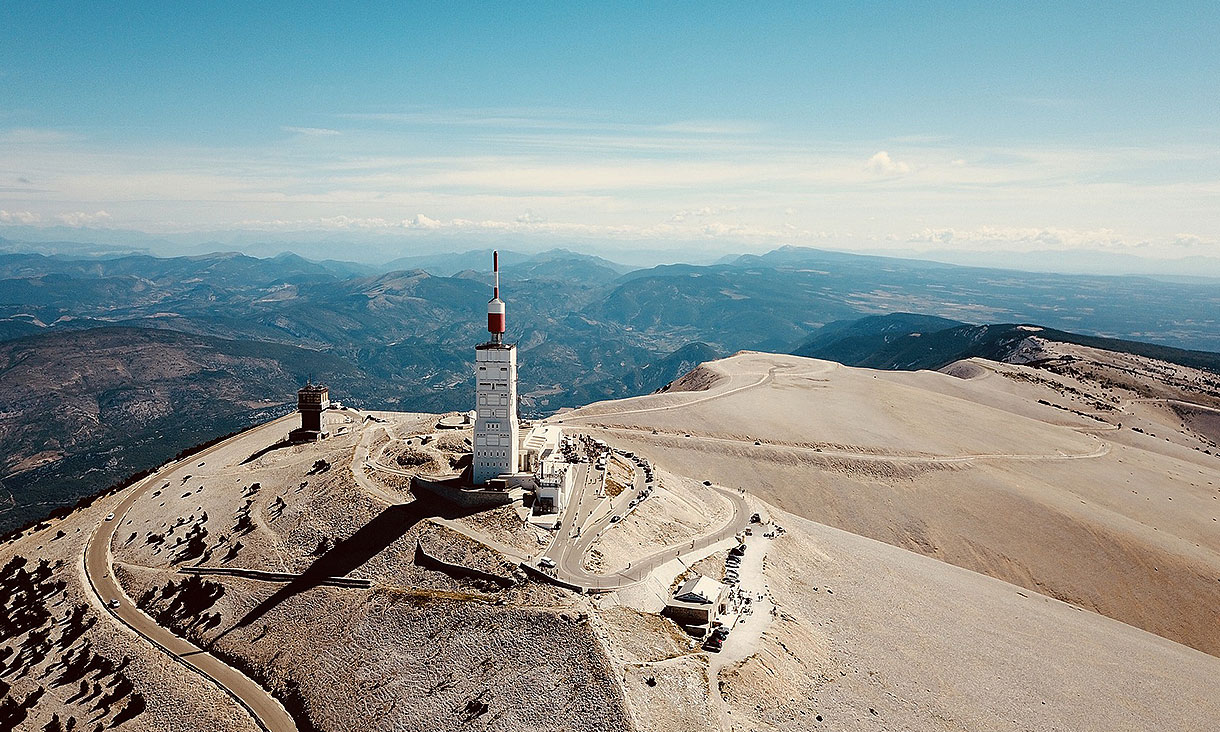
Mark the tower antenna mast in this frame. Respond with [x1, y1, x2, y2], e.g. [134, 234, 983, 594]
[487, 250, 505, 345]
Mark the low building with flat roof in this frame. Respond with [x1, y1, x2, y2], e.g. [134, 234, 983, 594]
[663, 575, 730, 632]
[521, 423, 572, 518]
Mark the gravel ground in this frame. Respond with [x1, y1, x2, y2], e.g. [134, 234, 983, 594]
[0, 491, 254, 732]
[108, 416, 634, 732]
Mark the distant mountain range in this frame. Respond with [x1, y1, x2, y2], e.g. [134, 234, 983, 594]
[1, 242, 1218, 532]
[794, 312, 1220, 373]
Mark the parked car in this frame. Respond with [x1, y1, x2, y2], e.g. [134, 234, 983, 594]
[539, 557, 556, 569]
[702, 636, 722, 652]
[108, 599, 120, 608]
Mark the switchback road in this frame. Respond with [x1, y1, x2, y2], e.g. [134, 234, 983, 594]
[83, 416, 299, 732]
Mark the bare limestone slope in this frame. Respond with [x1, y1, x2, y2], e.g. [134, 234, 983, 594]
[6, 344, 1220, 731]
[0, 479, 256, 731]
[108, 410, 630, 732]
[562, 350, 1220, 657]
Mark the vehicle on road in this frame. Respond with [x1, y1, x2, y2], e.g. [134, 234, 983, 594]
[108, 599, 120, 608]
[539, 557, 556, 569]
[702, 636, 723, 652]
[104, 512, 115, 521]
[703, 480, 712, 486]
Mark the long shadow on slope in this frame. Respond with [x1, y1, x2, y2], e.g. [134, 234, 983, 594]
[221, 493, 480, 635]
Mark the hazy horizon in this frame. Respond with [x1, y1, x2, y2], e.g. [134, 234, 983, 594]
[2, 3, 1218, 274]
[4, 222, 1220, 280]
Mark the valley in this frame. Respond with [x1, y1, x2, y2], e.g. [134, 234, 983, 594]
[2, 245, 1219, 535]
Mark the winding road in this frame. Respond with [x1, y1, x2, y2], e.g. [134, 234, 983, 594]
[83, 416, 299, 732]
[559, 361, 835, 423]
[540, 453, 750, 592]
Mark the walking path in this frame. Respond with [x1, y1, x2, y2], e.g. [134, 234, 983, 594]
[587, 424, 1112, 464]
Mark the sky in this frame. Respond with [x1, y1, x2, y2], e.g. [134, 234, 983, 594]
[1, 2, 1218, 267]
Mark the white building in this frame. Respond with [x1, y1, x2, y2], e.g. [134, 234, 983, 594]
[473, 251, 520, 485]
[664, 575, 731, 629]
[474, 343, 519, 483]
[521, 423, 572, 515]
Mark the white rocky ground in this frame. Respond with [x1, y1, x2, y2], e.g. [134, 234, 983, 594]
[0, 490, 254, 732]
[5, 346, 1220, 731]
[568, 350, 1220, 659]
[108, 411, 631, 732]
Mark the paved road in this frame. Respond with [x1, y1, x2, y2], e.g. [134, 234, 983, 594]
[83, 416, 299, 732]
[541, 452, 750, 591]
[559, 362, 833, 423]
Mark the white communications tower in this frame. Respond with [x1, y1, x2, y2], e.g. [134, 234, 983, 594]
[472, 251, 519, 484]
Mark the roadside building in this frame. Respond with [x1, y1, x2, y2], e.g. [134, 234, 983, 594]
[663, 575, 731, 633]
[521, 423, 573, 516]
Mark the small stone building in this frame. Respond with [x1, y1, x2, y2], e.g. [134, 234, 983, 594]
[289, 382, 330, 442]
[663, 575, 730, 632]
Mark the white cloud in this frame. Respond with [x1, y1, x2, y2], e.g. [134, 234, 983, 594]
[2, 108, 1216, 262]
[282, 126, 341, 137]
[405, 213, 442, 230]
[1169, 233, 1214, 249]
[0, 209, 41, 224]
[865, 150, 911, 176]
[315, 215, 392, 229]
[56, 210, 111, 226]
[0, 128, 82, 145]
[908, 226, 1135, 252]
[671, 205, 738, 222]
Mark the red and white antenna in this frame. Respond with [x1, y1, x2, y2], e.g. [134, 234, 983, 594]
[487, 250, 505, 343]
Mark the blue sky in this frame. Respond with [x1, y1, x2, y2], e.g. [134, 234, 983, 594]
[1, 2, 1217, 263]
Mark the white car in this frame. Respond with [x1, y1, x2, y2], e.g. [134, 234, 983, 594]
[539, 557, 556, 569]
[108, 599, 120, 608]
[104, 512, 115, 521]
